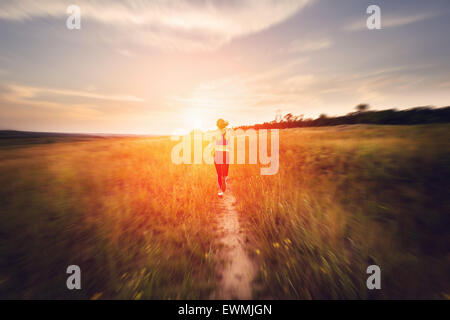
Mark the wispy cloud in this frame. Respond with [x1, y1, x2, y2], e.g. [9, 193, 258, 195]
[3, 83, 144, 103]
[168, 55, 444, 123]
[0, 0, 313, 51]
[0, 83, 148, 132]
[168, 57, 318, 120]
[344, 12, 438, 32]
[287, 38, 333, 53]
[438, 81, 450, 89]
[116, 48, 134, 58]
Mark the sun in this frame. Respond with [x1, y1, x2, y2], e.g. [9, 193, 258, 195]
[182, 108, 210, 132]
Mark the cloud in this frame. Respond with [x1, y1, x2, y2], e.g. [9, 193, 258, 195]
[168, 55, 444, 123]
[116, 49, 134, 58]
[246, 57, 310, 83]
[168, 57, 319, 120]
[0, 0, 313, 51]
[2, 83, 144, 103]
[439, 81, 450, 89]
[0, 83, 148, 132]
[344, 12, 438, 32]
[287, 38, 333, 53]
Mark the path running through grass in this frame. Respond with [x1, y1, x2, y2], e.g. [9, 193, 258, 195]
[213, 183, 256, 299]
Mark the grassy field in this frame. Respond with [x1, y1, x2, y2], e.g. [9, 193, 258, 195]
[0, 136, 220, 299]
[0, 124, 449, 299]
[233, 124, 450, 299]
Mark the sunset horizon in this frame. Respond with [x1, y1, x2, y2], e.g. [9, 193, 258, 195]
[1, 0, 449, 135]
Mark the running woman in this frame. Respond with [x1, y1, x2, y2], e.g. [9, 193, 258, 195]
[213, 119, 230, 197]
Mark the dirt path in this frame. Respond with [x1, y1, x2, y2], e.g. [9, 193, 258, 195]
[213, 184, 256, 300]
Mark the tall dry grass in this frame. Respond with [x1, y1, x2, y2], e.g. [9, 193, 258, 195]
[232, 124, 450, 299]
[0, 124, 449, 299]
[0, 137, 219, 299]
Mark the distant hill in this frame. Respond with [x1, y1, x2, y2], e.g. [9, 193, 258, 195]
[0, 130, 156, 139]
[237, 106, 450, 130]
[0, 130, 156, 148]
[0, 130, 107, 139]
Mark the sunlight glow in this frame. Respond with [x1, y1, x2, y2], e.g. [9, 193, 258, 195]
[182, 108, 210, 132]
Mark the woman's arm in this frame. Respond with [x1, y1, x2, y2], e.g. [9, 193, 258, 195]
[211, 131, 217, 154]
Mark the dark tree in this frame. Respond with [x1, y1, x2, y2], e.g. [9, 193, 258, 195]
[283, 113, 294, 122]
[356, 103, 370, 113]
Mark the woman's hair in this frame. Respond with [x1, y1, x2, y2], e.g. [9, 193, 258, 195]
[216, 118, 229, 129]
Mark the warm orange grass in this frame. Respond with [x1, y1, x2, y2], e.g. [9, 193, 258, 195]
[232, 125, 450, 299]
[0, 137, 219, 299]
[0, 124, 449, 299]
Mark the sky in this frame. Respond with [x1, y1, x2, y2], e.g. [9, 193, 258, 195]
[0, 0, 449, 135]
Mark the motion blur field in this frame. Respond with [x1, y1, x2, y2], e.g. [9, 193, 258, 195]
[0, 124, 449, 299]
[233, 124, 450, 299]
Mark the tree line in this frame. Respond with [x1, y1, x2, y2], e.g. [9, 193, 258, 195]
[236, 105, 450, 130]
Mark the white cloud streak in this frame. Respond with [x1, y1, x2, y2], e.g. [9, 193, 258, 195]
[287, 38, 333, 53]
[3, 84, 144, 103]
[0, 0, 313, 51]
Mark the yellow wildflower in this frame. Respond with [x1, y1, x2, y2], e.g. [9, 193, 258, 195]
[90, 292, 103, 300]
[134, 291, 143, 300]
